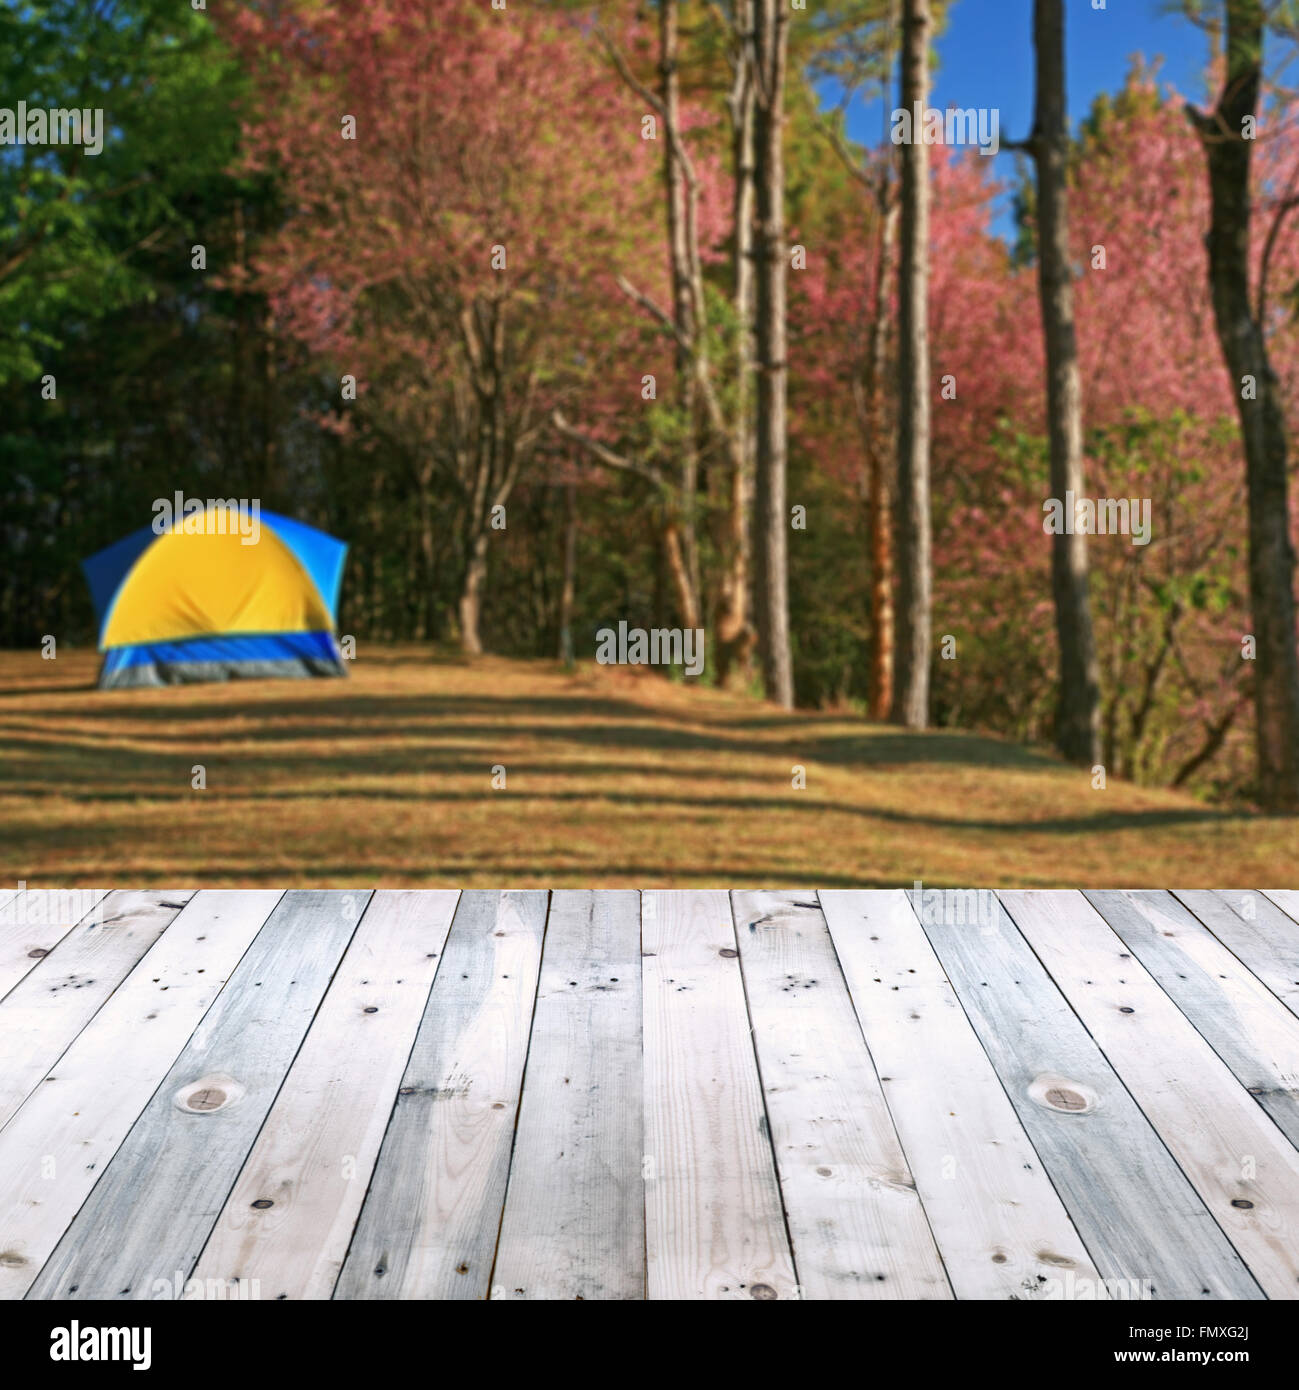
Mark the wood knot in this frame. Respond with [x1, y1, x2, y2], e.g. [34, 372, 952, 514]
[1036, 1250, 1077, 1268]
[1027, 1074, 1099, 1114]
[1044, 1087, 1086, 1111]
[187, 1087, 227, 1112]
[719, 948, 739, 959]
[749, 1283, 777, 1300]
[1231, 1199, 1254, 1209]
[27, 948, 48, 959]
[174, 1074, 244, 1114]
[251, 1199, 274, 1210]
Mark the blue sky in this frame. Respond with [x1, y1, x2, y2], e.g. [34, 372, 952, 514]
[838, 0, 1217, 238]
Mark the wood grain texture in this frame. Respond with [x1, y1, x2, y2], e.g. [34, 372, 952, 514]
[1089, 890, 1299, 1150]
[923, 893, 1261, 1300]
[1175, 890, 1299, 1019]
[334, 890, 548, 1300]
[0, 890, 279, 1299]
[0, 890, 111, 1004]
[27, 890, 369, 1300]
[492, 890, 644, 1300]
[0, 891, 190, 1131]
[641, 890, 798, 1300]
[1261, 891, 1299, 945]
[820, 889, 1105, 1300]
[191, 890, 459, 1301]
[731, 890, 950, 1300]
[1004, 890, 1299, 1300]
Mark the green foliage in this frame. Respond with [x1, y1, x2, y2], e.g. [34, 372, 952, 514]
[0, 0, 242, 383]
[787, 452, 873, 711]
[0, 3, 327, 647]
[804, 0, 952, 97]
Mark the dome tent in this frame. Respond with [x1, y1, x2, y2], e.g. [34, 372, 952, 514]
[82, 504, 348, 689]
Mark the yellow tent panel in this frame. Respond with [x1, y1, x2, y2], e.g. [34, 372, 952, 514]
[103, 524, 332, 648]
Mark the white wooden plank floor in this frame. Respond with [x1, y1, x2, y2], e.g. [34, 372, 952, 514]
[2, 888, 1298, 1302]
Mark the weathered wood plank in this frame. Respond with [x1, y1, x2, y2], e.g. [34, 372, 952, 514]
[0, 891, 191, 1132]
[334, 890, 548, 1300]
[641, 890, 798, 1300]
[491, 890, 644, 1300]
[191, 890, 459, 1301]
[1174, 891, 1299, 1019]
[0, 891, 280, 1299]
[1004, 890, 1299, 1299]
[923, 892, 1260, 1299]
[820, 889, 1104, 1300]
[1089, 891, 1299, 1151]
[0, 890, 111, 1004]
[27, 890, 370, 1300]
[1261, 891, 1299, 940]
[731, 891, 951, 1300]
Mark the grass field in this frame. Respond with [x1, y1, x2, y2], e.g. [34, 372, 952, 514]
[0, 644, 1293, 887]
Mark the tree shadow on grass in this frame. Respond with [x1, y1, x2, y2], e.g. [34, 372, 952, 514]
[9, 687, 1067, 774]
[0, 773, 1249, 838]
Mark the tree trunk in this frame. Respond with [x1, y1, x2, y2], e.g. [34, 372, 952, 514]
[752, 0, 793, 708]
[716, 1, 757, 688]
[453, 297, 539, 659]
[557, 481, 577, 666]
[417, 467, 436, 641]
[661, 0, 702, 632]
[458, 528, 489, 656]
[260, 303, 278, 499]
[1032, 0, 1101, 766]
[891, 0, 932, 729]
[662, 519, 701, 633]
[1189, 1, 1299, 810]
[865, 183, 898, 721]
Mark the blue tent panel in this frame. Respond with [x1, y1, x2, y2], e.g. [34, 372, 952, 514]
[99, 630, 345, 690]
[81, 525, 156, 635]
[261, 511, 348, 623]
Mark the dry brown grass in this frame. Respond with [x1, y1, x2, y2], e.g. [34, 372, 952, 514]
[0, 644, 1291, 886]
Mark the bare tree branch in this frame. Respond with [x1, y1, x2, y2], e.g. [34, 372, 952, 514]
[550, 410, 665, 486]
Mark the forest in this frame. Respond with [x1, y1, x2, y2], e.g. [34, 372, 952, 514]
[3, 0, 1298, 809]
